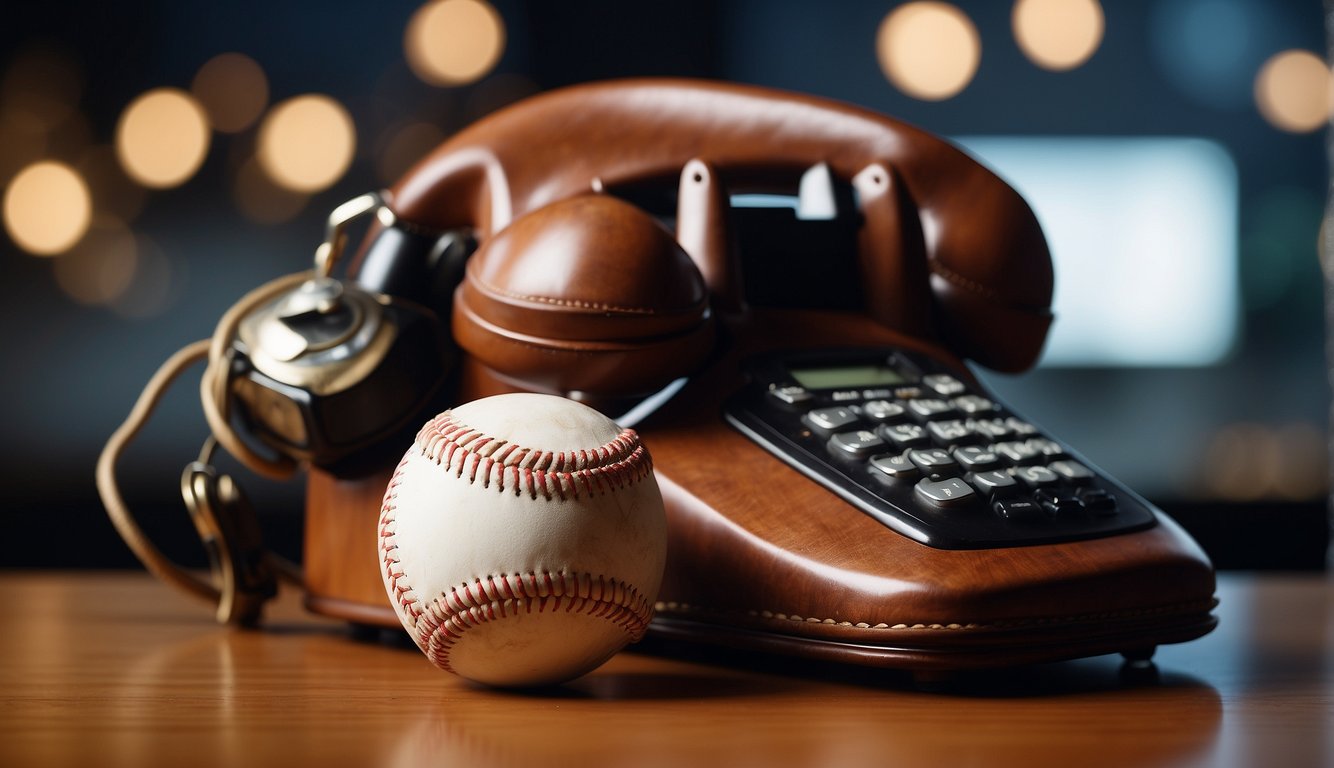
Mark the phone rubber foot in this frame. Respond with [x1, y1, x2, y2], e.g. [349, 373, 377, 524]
[1120, 646, 1157, 666]
[1119, 646, 1159, 684]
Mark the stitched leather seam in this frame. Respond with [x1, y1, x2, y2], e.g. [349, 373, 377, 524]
[653, 597, 1218, 631]
[415, 572, 653, 674]
[928, 261, 1007, 304]
[412, 411, 652, 500]
[471, 271, 692, 316]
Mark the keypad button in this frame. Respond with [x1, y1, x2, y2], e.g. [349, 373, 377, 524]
[1027, 438, 1065, 460]
[769, 385, 813, 407]
[828, 429, 887, 459]
[952, 394, 996, 414]
[914, 477, 976, 508]
[1049, 460, 1095, 484]
[869, 453, 920, 482]
[1034, 489, 1084, 517]
[955, 445, 1002, 471]
[993, 499, 1047, 522]
[1078, 488, 1119, 516]
[880, 423, 930, 449]
[862, 399, 908, 423]
[967, 469, 1019, 498]
[908, 448, 959, 477]
[922, 373, 967, 396]
[1006, 417, 1039, 436]
[927, 419, 978, 447]
[894, 386, 924, 400]
[1013, 465, 1060, 489]
[908, 398, 957, 421]
[995, 440, 1043, 465]
[830, 390, 861, 402]
[968, 418, 1012, 441]
[803, 407, 860, 435]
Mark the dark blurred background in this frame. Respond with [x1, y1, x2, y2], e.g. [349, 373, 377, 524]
[0, 0, 1327, 571]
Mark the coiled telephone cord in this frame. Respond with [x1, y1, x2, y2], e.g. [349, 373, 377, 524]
[95, 271, 310, 617]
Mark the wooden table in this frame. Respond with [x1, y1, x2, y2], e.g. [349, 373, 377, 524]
[1, 571, 1329, 768]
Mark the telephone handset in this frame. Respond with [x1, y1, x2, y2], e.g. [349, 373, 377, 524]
[105, 79, 1216, 670]
[385, 79, 1053, 378]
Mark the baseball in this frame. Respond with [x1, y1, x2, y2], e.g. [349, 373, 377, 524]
[378, 392, 667, 687]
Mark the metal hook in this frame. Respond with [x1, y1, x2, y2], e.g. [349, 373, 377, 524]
[312, 191, 396, 278]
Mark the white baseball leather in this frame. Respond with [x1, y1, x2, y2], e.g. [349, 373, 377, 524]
[379, 393, 667, 686]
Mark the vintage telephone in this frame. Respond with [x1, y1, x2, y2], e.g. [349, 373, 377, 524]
[101, 79, 1217, 669]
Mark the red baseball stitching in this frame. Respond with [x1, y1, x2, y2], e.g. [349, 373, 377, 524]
[415, 572, 653, 674]
[378, 410, 656, 666]
[411, 411, 652, 500]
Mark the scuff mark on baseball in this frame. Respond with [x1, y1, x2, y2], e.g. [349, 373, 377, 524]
[379, 393, 667, 687]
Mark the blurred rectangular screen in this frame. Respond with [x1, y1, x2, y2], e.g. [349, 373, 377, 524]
[955, 137, 1239, 367]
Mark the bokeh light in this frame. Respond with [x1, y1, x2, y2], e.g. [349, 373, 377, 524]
[256, 94, 356, 193]
[3, 160, 91, 255]
[405, 0, 506, 87]
[233, 155, 308, 224]
[876, 2, 981, 100]
[191, 52, 269, 134]
[115, 88, 212, 188]
[1012, 0, 1104, 71]
[52, 217, 137, 306]
[1254, 50, 1332, 133]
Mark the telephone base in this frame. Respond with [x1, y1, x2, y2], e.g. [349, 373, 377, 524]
[647, 603, 1215, 672]
[300, 311, 1219, 675]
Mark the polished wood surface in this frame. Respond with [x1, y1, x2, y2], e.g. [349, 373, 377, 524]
[1, 571, 1328, 768]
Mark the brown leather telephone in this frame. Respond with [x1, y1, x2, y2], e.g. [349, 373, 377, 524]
[105, 79, 1217, 670]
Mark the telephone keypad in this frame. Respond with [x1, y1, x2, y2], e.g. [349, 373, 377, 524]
[726, 348, 1158, 549]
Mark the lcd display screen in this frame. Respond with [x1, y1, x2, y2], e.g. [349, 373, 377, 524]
[788, 364, 908, 390]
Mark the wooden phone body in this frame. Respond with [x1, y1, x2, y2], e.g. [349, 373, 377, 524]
[303, 80, 1217, 669]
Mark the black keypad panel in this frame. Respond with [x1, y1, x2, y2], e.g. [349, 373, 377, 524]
[724, 348, 1158, 549]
